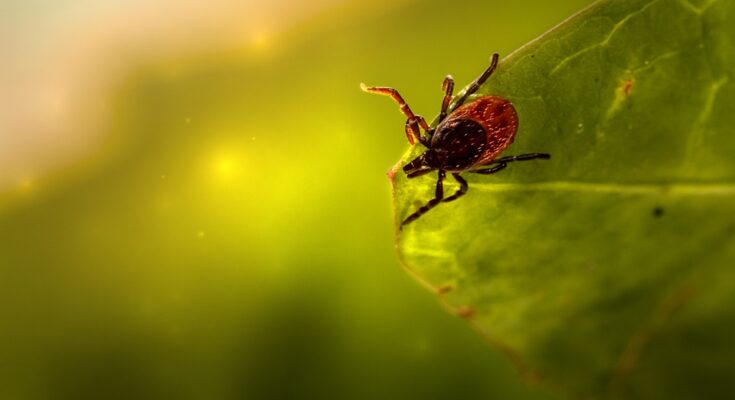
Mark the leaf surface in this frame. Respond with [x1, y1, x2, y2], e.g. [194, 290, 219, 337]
[391, 0, 735, 397]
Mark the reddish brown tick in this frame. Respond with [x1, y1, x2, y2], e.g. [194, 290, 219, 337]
[362, 54, 550, 228]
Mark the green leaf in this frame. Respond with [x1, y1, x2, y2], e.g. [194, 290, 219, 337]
[391, 0, 735, 398]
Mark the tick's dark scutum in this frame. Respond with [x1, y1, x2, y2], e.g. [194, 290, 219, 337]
[431, 119, 487, 170]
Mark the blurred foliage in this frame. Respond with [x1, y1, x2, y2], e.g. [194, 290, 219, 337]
[394, 0, 735, 398]
[0, 0, 595, 399]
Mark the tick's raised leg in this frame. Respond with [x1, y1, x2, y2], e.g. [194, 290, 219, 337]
[438, 75, 455, 123]
[401, 170, 446, 228]
[452, 53, 500, 110]
[471, 153, 551, 175]
[442, 173, 467, 202]
[361, 83, 430, 144]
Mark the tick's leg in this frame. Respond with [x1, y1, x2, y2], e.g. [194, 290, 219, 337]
[471, 163, 507, 175]
[404, 119, 420, 145]
[442, 173, 468, 202]
[406, 168, 434, 179]
[471, 153, 550, 174]
[405, 117, 431, 146]
[401, 170, 446, 228]
[438, 75, 455, 123]
[414, 116, 432, 137]
[489, 153, 551, 164]
[451, 53, 500, 110]
[361, 83, 430, 144]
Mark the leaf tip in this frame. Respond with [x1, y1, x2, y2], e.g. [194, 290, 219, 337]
[387, 163, 400, 181]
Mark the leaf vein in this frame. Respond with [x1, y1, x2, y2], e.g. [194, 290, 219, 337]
[549, 0, 661, 76]
[676, 0, 718, 14]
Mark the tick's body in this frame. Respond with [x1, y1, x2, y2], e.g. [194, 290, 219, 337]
[362, 54, 550, 228]
[430, 96, 518, 171]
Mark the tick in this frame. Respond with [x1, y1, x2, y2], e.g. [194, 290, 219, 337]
[362, 53, 550, 228]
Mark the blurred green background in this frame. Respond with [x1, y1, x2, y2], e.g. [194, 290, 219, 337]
[0, 0, 590, 398]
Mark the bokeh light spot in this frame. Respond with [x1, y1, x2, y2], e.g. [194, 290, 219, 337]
[18, 176, 35, 191]
[212, 153, 240, 180]
[250, 31, 271, 49]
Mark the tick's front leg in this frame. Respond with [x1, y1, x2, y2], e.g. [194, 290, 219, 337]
[361, 83, 430, 144]
[405, 117, 431, 146]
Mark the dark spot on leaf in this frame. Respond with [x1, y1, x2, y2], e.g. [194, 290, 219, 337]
[437, 284, 453, 294]
[456, 306, 475, 319]
[621, 79, 634, 96]
[652, 206, 665, 218]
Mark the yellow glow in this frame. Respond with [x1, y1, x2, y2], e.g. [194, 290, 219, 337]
[212, 153, 240, 180]
[19, 176, 35, 191]
[250, 31, 270, 49]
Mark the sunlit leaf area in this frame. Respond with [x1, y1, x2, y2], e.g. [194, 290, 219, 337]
[1, 1, 591, 399]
